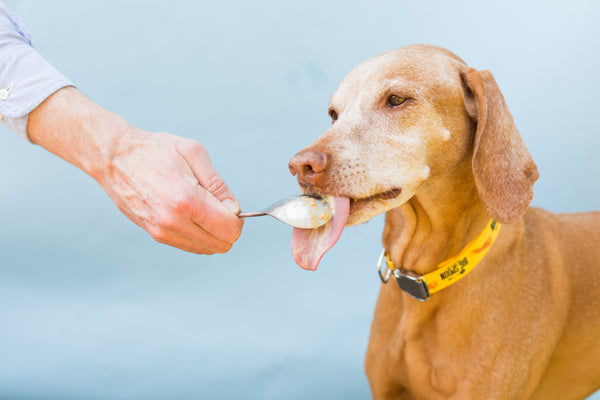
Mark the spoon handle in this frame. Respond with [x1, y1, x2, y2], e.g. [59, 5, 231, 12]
[237, 211, 268, 218]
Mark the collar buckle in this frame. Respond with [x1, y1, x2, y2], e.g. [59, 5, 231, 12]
[392, 269, 430, 301]
[377, 249, 431, 301]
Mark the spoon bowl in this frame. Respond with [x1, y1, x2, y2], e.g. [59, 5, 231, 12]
[237, 195, 333, 229]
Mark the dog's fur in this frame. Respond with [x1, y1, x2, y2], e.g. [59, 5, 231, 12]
[289, 44, 600, 399]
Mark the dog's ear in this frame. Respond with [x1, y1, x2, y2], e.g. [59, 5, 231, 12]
[460, 68, 539, 224]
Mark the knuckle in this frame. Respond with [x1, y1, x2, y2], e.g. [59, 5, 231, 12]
[155, 209, 179, 231]
[204, 175, 229, 198]
[173, 193, 195, 215]
[189, 246, 213, 255]
[215, 242, 233, 254]
[181, 140, 207, 158]
[162, 188, 198, 221]
[189, 238, 217, 255]
[148, 225, 168, 243]
[188, 229, 232, 254]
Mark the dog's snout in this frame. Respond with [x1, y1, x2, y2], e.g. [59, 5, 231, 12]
[289, 150, 328, 185]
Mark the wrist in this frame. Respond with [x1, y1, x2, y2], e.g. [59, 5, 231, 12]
[83, 109, 137, 184]
[27, 87, 136, 183]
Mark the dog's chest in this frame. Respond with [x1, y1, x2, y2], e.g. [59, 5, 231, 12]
[367, 298, 472, 399]
[398, 327, 460, 397]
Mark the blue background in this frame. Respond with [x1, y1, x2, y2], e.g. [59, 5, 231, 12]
[1, 1, 599, 399]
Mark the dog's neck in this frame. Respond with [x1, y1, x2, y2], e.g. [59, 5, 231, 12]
[383, 162, 490, 277]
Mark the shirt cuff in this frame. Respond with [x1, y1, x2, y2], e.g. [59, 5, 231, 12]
[0, 42, 74, 141]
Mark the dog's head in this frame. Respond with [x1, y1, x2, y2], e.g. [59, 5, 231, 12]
[290, 44, 538, 227]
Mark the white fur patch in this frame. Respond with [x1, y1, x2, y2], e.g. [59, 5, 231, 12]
[419, 165, 431, 181]
[440, 129, 451, 141]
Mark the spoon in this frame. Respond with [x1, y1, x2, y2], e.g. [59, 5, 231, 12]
[237, 195, 333, 229]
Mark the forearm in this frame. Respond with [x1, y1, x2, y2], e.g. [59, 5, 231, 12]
[27, 86, 130, 183]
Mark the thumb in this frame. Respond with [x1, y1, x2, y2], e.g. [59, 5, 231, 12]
[178, 141, 240, 214]
[204, 175, 240, 215]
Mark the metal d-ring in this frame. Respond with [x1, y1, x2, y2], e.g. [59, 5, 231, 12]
[377, 249, 392, 283]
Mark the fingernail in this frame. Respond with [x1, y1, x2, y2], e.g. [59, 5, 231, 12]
[222, 199, 240, 215]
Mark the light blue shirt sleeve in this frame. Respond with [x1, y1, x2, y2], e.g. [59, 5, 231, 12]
[0, 2, 73, 140]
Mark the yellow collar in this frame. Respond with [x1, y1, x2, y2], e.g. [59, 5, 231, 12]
[377, 219, 501, 301]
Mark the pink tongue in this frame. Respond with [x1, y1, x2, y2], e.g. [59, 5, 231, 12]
[291, 196, 350, 270]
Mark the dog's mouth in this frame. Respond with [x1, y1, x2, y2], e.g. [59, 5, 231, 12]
[351, 188, 402, 203]
[291, 195, 350, 271]
[290, 188, 401, 271]
[349, 187, 402, 213]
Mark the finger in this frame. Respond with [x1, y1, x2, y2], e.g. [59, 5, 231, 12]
[177, 140, 240, 213]
[146, 198, 237, 252]
[176, 141, 244, 243]
[187, 184, 244, 244]
[146, 221, 233, 255]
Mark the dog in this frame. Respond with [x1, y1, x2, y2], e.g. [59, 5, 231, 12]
[288, 44, 600, 399]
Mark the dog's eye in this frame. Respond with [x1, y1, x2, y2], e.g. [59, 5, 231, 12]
[329, 109, 338, 122]
[387, 95, 406, 107]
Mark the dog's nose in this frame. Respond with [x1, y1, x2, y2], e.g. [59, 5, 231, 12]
[289, 150, 328, 184]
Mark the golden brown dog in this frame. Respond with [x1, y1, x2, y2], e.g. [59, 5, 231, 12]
[289, 44, 600, 399]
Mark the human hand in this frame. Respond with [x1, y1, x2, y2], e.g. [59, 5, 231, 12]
[97, 128, 243, 254]
[28, 87, 243, 254]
